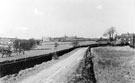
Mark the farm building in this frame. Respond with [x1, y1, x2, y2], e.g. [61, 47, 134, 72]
[0, 37, 16, 45]
[0, 37, 16, 51]
[115, 33, 135, 47]
[42, 36, 87, 42]
[42, 37, 52, 42]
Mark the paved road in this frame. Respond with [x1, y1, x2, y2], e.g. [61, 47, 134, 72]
[18, 47, 88, 83]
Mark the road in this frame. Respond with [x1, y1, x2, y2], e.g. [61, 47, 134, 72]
[17, 47, 88, 83]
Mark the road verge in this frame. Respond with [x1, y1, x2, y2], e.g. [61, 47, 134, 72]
[67, 47, 96, 83]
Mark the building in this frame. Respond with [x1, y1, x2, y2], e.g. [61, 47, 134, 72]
[0, 37, 15, 45]
[0, 37, 16, 50]
[0, 37, 16, 46]
[42, 36, 88, 42]
[42, 37, 52, 42]
[52, 36, 85, 42]
[115, 33, 135, 47]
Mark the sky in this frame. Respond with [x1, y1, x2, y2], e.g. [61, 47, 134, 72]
[0, 0, 135, 39]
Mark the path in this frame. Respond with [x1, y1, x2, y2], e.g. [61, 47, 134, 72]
[18, 47, 88, 83]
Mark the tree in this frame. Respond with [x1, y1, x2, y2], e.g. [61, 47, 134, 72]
[36, 40, 41, 45]
[72, 40, 79, 47]
[52, 42, 59, 60]
[13, 39, 38, 52]
[103, 27, 116, 41]
[13, 39, 21, 51]
[54, 42, 59, 49]
[29, 38, 36, 48]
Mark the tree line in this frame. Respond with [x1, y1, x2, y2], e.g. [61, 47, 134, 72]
[13, 38, 41, 51]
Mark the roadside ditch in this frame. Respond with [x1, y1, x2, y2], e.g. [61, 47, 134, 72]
[67, 46, 97, 83]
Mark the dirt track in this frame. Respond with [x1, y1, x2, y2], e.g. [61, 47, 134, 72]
[16, 48, 87, 83]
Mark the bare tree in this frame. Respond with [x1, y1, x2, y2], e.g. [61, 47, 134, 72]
[103, 27, 116, 41]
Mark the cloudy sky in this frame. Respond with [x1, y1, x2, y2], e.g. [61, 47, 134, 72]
[0, 0, 134, 39]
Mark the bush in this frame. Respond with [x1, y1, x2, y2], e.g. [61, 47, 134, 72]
[52, 52, 59, 60]
[72, 41, 79, 47]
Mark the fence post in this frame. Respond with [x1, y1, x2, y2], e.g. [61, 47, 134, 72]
[133, 34, 135, 48]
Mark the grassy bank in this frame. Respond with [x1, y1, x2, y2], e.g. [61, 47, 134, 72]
[92, 46, 135, 83]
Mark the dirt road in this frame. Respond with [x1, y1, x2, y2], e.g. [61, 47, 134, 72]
[17, 47, 88, 83]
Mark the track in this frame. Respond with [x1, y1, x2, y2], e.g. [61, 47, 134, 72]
[18, 48, 88, 83]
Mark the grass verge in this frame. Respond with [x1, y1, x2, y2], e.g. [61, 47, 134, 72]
[92, 46, 135, 83]
[67, 48, 96, 83]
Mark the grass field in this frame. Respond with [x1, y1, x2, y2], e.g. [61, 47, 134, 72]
[0, 41, 95, 62]
[78, 40, 96, 46]
[0, 42, 73, 62]
[92, 46, 135, 83]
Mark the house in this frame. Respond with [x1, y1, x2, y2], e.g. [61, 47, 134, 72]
[0, 37, 16, 50]
[115, 33, 135, 46]
[0, 37, 16, 45]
